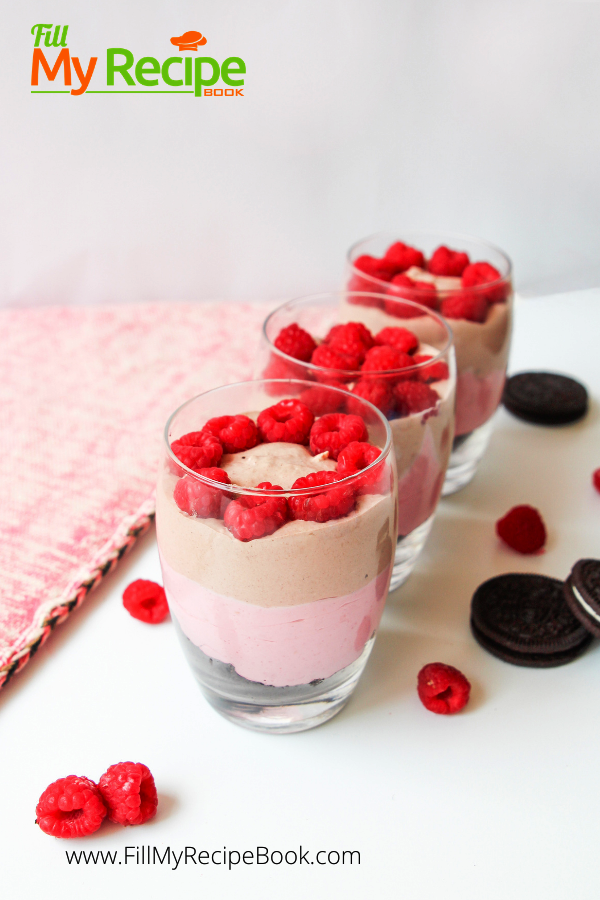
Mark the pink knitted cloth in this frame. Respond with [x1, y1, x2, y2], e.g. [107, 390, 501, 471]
[0, 302, 272, 688]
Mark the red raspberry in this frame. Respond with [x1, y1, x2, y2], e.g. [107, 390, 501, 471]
[374, 327, 419, 355]
[173, 468, 231, 518]
[274, 323, 317, 362]
[324, 322, 375, 351]
[347, 379, 394, 416]
[98, 762, 158, 826]
[384, 276, 438, 317]
[36, 775, 107, 838]
[353, 254, 396, 283]
[383, 241, 425, 273]
[202, 415, 258, 454]
[440, 292, 489, 323]
[122, 580, 169, 624]
[299, 382, 347, 416]
[462, 261, 508, 303]
[362, 345, 414, 377]
[337, 441, 385, 493]
[593, 468, 600, 494]
[394, 381, 439, 416]
[261, 354, 305, 395]
[417, 663, 471, 714]
[309, 413, 368, 460]
[257, 399, 314, 444]
[224, 483, 288, 541]
[428, 245, 470, 277]
[311, 343, 361, 376]
[289, 471, 356, 523]
[171, 431, 223, 471]
[495, 505, 547, 554]
[412, 355, 450, 383]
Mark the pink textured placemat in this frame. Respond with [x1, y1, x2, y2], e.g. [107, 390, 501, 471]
[0, 301, 272, 689]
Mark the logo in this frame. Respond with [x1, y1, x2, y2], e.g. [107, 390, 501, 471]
[30, 25, 245, 97]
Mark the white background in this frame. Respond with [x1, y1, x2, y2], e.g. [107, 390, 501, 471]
[0, 1, 599, 306]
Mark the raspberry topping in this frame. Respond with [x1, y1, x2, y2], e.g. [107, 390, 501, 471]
[462, 262, 508, 303]
[324, 322, 375, 351]
[417, 663, 471, 714]
[347, 379, 394, 416]
[337, 441, 384, 493]
[257, 399, 314, 444]
[593, 469, 600, 494]
[171, 431, 223, 471]
[385, 277, 438, 317]
[361, 345, 414, 376]
[289, 471, 356, 523]
[374, 327, 419, 355]
[224, 483, 288, 541]
[274, 323, 317, 362]
[122, 580, 169, 624]
[311, 343, 361, 375]
[36, 775, 107, 838]
[309, 413, 368, 460]
[98, 762, 158, 827]
[440, 292, 489, 323]
[202, 415, 258, 454]
[428, 245, 470, 277]
[173, 468, 231, 518]
[394, 381, 439, 416]
[299, 382, 346, 416]
[383, 241, 425, 273]
[353, 254, 396, 283]
[412, 355, 450, 383]
[495, 505, 547, 554]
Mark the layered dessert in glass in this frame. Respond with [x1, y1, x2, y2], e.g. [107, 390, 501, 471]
[257, 293, 456, 590]
[344, 232, 513, 493]
[156, 379, 396, 734]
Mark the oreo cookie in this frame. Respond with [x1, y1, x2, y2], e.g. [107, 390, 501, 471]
[564, 559, 600, 639]
[502, 372, 588, 425]
[471, 573, 592, 667]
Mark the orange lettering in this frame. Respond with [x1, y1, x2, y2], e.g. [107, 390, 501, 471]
[31, 48, 71, 85]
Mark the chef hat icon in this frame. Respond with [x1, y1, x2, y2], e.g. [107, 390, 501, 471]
[170, 31, 207, 51]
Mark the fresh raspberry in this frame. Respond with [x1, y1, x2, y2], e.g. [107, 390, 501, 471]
[224, 483, 288, 541]
[122, 580, 169, 624]
[257, 399, 314, 444]
[347, 379, 394, 416]
[412, 355, 450, 383]
[202, 415, 258, 454]
[289, 471, 356, 523]
[394, 381, 439, 416]
[417, 663, 471, 714]
[593, 469, 600, 494]
[384, 276, 438, 317]
[337, 441, 385, 493]
[173, 468, 231, 518]
[428, 245, 470, 277]
[495, 505, 547, 554]
[36, 775, 107, 838]
[171, 431, 223, 471]
[98, 762, 158, 827]
[361, 345, 414, 377]
[309, 413, 368, 460]
[440, 292, 489, 323]
[274, 323, 317, 362]
[311, 343, 361, 376]
[374, 327, 419, 355]
[324, 322, 375, 351]
[299, 382, 347, 416]
[383, 241, 425, 273]
[462, 261, 508, 303]
[352, 254, 396, 283]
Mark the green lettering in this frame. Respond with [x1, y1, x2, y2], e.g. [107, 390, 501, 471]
[48, 25, 68, 47]
[185, 57, 192, 86]
[221, 57, 245, 86]
[135, 56, 160, 87]
[161, 57, 183, 87]
[194, 57, 219, 96]
[107, 48, 135, 86]
[31, 24, 52, 48]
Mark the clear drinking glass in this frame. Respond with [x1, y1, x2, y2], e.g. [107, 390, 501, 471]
[344, 232, 513, 494]
[156, 379, 396, 734]
[257, 293, 456, 590]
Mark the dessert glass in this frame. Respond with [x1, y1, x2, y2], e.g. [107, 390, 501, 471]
[257, 293, 456, 590]
[156, 379, 397, 734]
[345, 232, 513, 494]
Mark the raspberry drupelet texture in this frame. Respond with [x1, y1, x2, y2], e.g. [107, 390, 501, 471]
[440, 292, 489, 323]
[325, 322, 375, 352]
[428, 245, 470, 277]
[202, 415, 258, 454]
[374, 327, 419, 355]
[412, 355, 450, 384]
[36, 775, 107, 838]
[417, 663, 471, 714]
[311, 343, 361, 376]
[337, 441, 384, 493]
[309, 413, 368, 461]
[98, 762, 158, 826]
[170, 431, 223, 471]
[289, 471, 356, 523]
[123, 580, 169, 624]
[173, 468, 231, 518]
[257, 399, 314, 444]
[383, 241, 425, 273]
[495, 505, 547, 554]
[299, 382, 346, 416]
[462, 262, 507, 303]
[274, 323, 317, 362]
[347, 379, 394, 416]
[361, 346, 414, 377]
[224, 483, 288, 541]
[393, 381, 440, 416]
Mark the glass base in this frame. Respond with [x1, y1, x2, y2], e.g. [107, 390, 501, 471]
[174, 618, 375, 734]
[442, 419, 494, 496]
[389, 514, 435, 591]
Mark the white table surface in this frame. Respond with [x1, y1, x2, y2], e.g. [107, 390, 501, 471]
[2, 290, 599, 900]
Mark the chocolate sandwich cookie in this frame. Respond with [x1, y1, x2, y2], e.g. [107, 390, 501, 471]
[502, 372, 588, 425]
[564, 559, 600, 639]
[471, 573, 592, 667]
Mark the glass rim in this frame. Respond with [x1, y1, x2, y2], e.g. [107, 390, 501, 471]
[163, 377, 394, 497]
[347, 229, 513, 292]
[262, 291, 454, 377]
